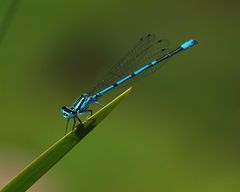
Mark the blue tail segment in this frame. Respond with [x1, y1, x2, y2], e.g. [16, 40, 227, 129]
[181, 39, 198, 50]
[92, 39, 197, 99]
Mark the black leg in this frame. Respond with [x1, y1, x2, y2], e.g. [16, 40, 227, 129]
[65, 118, 70, 135]
[76, 116, 82, 124]
[72, 117, 76, 130]
[85, 109, 93, 116]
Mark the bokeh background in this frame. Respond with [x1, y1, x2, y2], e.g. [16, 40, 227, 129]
[0, 0, 240, 191]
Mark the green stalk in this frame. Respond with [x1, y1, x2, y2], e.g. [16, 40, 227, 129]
[0, 87, 131, 192]
[0, 0, 21, 44]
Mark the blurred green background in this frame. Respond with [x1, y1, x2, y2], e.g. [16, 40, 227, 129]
[0, 0, 240, 191]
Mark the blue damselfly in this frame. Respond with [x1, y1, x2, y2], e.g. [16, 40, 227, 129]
[61, 34, 197, 132]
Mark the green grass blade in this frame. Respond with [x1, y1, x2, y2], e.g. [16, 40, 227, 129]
[0, 0, 21, 44]
[0, 87, 132, 192]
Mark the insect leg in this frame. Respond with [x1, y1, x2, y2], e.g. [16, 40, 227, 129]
[76, 116, 82, 124]
[85, 109, 93, 117]
[72, 117, 76, 130]
[65, 118, 70, 135]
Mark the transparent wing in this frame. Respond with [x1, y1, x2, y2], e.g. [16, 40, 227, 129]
[89, 34, 170, 95]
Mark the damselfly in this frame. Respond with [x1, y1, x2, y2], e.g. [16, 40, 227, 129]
[61, 34, 197, 132]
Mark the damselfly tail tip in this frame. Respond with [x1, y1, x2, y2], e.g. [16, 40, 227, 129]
[181, 39, 198, 50]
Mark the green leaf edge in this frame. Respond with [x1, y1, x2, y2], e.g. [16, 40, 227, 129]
[0, 87, 132, 192]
